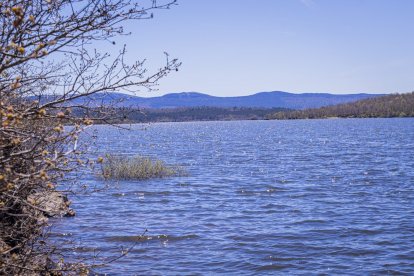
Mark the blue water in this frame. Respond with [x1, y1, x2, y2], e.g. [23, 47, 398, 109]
[52, 118, 414, 275]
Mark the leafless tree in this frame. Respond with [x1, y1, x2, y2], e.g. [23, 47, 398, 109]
[0, 0, 180, 274]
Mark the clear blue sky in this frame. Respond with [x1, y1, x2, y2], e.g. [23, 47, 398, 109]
[115, 0, 414, 97]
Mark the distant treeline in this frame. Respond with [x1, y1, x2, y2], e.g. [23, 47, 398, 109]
[267, 92, 414, 120]
[84, 106, 291, 123]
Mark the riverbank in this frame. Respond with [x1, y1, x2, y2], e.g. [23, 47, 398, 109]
[1, 190, 74, 274]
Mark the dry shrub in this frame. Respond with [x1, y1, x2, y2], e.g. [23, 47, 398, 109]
[0, 0, 179, 274]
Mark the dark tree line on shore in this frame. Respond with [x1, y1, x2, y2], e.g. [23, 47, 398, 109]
[80, 106, 291, 123]
[75, 92, 414, 124]
[267, 92, 414, 120]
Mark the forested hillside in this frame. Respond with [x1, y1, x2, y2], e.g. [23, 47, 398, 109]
[268, 92, 414, 120]
[87, 106, 290, 123]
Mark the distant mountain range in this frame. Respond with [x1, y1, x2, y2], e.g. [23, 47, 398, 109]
[41, 91, 384, 110]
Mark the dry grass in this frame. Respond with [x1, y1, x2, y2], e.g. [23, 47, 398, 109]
[101, 154, 186, 180]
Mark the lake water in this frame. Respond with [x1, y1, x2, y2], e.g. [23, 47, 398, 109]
[52, 118, 414, 275]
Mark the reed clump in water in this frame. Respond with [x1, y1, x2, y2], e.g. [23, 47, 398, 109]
[101, 154, 186, 180]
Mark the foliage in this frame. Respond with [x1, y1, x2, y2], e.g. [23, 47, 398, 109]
[86, 106, 291, 123]
[0, 0, 179, 274]
[101, 154, 186, 180]
[268, 92, 414, 120]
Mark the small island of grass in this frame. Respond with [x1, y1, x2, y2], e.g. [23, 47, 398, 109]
[101, 155, 186, 180]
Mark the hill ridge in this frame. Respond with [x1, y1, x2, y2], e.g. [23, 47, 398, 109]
[83, 91, 383, 109]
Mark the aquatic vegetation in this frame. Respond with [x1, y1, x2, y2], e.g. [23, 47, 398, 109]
[101, 154, 186, 180]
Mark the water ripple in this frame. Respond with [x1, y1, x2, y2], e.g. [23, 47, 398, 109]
[51, 119, 414, 275]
